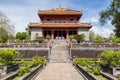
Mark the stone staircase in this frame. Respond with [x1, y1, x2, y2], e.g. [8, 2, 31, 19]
[49, 40, 70, 63]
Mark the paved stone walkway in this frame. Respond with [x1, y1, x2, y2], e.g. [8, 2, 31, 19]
[34, 63, 84, 80]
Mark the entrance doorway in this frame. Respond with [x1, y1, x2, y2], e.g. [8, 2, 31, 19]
[54, 30, 66, 39]
[44, 30, 51, 38]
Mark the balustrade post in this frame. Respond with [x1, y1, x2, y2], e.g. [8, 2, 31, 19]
[70, 43, 73, 48]
[47, 43, 50, 48]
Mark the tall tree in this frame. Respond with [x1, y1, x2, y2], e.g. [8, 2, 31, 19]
[0, 11, 15, 36]
[16, 32, 29, 40]
[0, 27, 8, 43]
[99, 0, 120, 37]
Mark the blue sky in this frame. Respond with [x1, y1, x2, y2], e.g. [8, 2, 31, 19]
[0, 0, 114, 37]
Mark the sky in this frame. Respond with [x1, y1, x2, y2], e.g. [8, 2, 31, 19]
[0, 0, 114, 37]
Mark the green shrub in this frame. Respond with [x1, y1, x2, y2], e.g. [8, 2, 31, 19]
[32, 56, 44, 67]
[100, 50, 120, 67]
[0, 49, 19, 66]
[20, 60, 32, 67]
[45, 35, 51, 40]
[18, 67, 31, 76]
[0, 37, 2, 43]
[34, 36, 45, 43]
[115, 38, 120, 43]
[119, 75, 120, 80]
[92, 66, 101, 75]
[75, 58, 101, 75]
[75, 58, 89, 66]
[74, 34, 85, 43]
[69, 35, 75, 40]
[94, 35, 105, 43]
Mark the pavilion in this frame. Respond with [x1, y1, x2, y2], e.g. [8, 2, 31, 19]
[28, 7, 92, 40]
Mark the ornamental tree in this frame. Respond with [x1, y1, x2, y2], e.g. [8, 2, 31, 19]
[100, 50, 120, 67]
[74, 34, 85, 43]
[45, 35, 51, 40]
[94, 35, 105, 43]
[0, 49, 19, 66]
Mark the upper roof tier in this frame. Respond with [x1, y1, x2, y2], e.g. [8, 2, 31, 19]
[38, 8, 82, 18]
[28, 23, 92, 29]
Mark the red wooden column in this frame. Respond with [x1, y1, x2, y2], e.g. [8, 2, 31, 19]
[42, 29, 44, 37]
[66, 29, 69, 39]
[76, 29, 78, 35]
[51, 29, 54, 39]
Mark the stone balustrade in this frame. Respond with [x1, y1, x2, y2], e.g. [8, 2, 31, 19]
[0, 43, 50, 48]
[70, 43, 120, 49]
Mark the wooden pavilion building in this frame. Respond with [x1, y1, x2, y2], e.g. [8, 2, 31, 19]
[28, 7, 92, 40]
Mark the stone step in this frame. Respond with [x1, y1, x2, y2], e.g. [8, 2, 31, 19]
[49, 40, 70, 63]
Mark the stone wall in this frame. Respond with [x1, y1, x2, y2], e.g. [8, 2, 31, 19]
[71, 48, 120, 59]
[71, 49, 103, 59]
[17, 49, 48, 59]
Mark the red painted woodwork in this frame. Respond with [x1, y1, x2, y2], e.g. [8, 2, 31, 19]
[29, 8, 92, 39]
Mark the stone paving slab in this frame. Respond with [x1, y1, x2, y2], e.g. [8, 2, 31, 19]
[34, 63, 84, 80]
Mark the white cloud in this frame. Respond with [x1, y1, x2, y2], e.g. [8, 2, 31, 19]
[90, 26, 114, 37]
[0, 0, 114, 38]
[82, 17, 99, 23]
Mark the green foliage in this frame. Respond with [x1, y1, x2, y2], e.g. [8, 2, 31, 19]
[18, 66, 31, 76]
[115, 38, 120, 43]
[0, 37, 2, 43]
[25, 27, 31, 35]
[89, 31, 95, 41]
[18, 60, 32, 77]
[119, 76, 120, 80]
[94, 35, 105, 43]
[45, 35, 51, 40]
[18, 56, 44, 77]
[75, 58, 101, 75]
[8, 35, 15, 40]
[99, 0, 120, 37]
[75, 58, 89, 66]
[100, 50, 120, 67]
[0, 11, 15, 37]
[34, 33, 45, 43]
[20, 60, 32, 67]
[0, 49, 19, 66]
[16, 32, 29, 40]
[74, 34, 85, 43]
[32, 56, 44, 67]
[69, 35, 75, 40]
[108, 33, 116, 42]
[0, 27, 8, 43]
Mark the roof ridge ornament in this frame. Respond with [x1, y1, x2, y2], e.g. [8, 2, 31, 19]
[59, 5, 61, 9]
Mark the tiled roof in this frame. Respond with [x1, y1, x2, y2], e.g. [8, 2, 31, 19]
[28, 23, 92, 28]
[38, 8, 82, 15]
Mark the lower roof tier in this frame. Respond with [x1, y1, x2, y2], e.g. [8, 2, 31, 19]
[28, 23, 92, 29]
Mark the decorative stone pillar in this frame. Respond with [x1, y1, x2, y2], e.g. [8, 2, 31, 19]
[51, 29, 54, 39]
[66, 29, 69, 39]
